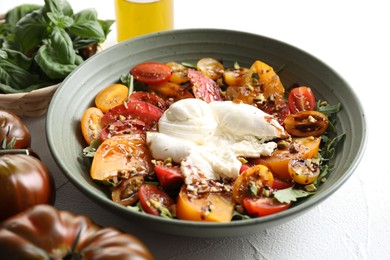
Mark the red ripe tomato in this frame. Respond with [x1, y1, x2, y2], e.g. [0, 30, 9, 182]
[0, 205, 153, 259]
[138, 184, 175, 217]
[130, 62, 172, 85]
[243, 197, 291, 217]
[0, 110, 31, 149]
[288, 86, 316, 114]
[154, 164, 184, 190]
[101, 100, 163, 129]
[271, 177, 294, 190]
[100, 118, 146, 141]
[0, 154, 55, 222]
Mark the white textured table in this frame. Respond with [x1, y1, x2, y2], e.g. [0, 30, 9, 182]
[2, 0, 389, 259]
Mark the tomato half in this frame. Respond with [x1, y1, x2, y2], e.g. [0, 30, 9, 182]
[196, 57, 224, 80]
[100, 118, 146, 141]
[130, 62, 172, 85]
[138, 184, 175, 217]
[111, 175, 144, 206]
[0, 110, 31, 149]
[129, 91, 167, 111]
[0, 154, 55, 222]
[288, 86, 316, 114]
[288, 158, 320, 184]
[223, 67, 249, 86]
[232, 165, 274, 205]
[166, 61, 189, 84]
[95, 84, 129, 113]
[154, 164, 184, 190]
[81, 107, 104, 144]
[284, 110, 329, 137]
[243, 197, 290, 217]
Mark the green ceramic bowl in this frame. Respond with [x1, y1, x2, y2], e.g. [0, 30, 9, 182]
[46, 29, 367, 237]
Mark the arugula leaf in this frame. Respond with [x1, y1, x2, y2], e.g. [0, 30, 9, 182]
[273, 187, 314, 203]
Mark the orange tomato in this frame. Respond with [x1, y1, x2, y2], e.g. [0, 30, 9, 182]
[90, 134, 153, 181]
[148, 81, 193, 101]
[166, 61, 189, 84]
[196, 57, 224, 80]
[288, 158, 320, 185]
[232, 165, 274, 205]
[95, 84, 128, 113]
[176, 188, 235, 222]
[80, 107, 104, 145]
[284, 110, 329, 137]
[255, 137, 321, 180]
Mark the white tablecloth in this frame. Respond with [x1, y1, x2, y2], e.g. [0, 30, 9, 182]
[1, 0, 389, 259]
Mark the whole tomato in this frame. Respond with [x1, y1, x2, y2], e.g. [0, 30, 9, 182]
[0, 154, 55, 222]
[0, 110, 31, 149]
[0, 205, 153, 259]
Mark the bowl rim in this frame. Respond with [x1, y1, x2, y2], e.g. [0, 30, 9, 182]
[46, 28, 368, 235]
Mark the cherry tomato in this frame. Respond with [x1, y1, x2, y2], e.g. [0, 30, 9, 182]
[223, 67, 249, 86]
[0, 205, 153, 259]
[288, 86, 316, 114]
[79, 43, 98, 60]
[166, 61, 189, 84]
[284, 110, 329, 137]
[138, 184, 175, 217]
[0, 110, 31, 149]
[0, 154, 55, 222]
[90, 134, 153, 181]
[95, 84, 129, 113]
[188, 69, 222, 103]
[196, 57, 224, 80]
[243, 197, 290, 217]
[288, 158, 320, 184]
[129, 91, 167, 111]
[154, 164, 184, 190]
[111, 175, 144, 206]
[100, 118, 146, 141]
[232, 165, 274, 205]
[130, 62, 172, 85]
[101, 100, 163, 130]
[81, 107, 104, 144]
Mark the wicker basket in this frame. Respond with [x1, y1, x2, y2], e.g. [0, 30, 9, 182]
[0, 84, 60, 117]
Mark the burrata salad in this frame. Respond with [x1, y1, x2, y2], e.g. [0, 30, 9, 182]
[81, 58, 344, 222]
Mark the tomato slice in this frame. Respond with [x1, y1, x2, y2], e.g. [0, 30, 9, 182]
[138, 184, 175, 217]
[288, 86, 316, 114]
[166, 61, 189, 84]
[223, 67, 249, 86]
[81, 107, 104, 145]
[147, 81, 193, 102]
[154, 164, 184, 190]
[129, 91, 167, 111]
[100, 118, 146, 141]
[188, 69, 222, 103]
[272, 177, 294, 190]
[284, 110, 329, 137]
[90, 134, 153, 181]
[243, 197, 291, 217]
[130, 62, 172, 85]
[101, 100, 163, 129]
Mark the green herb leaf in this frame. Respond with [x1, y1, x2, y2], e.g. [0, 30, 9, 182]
[69, 9, 106, 41]
[273, 187, 314, 203]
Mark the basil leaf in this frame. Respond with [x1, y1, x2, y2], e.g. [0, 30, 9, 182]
[14, 9, 48, 53]
[43, 0, 73, 16]
[69, 9, 106, 41]
[5, 4, 41, 28]
[0, 48, 31, 70]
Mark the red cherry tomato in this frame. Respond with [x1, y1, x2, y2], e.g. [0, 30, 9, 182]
[271, 177, 294, 190]
[130, 62, 172, 85]
[154, 164, 184, 190]
[100, 118, 146, 141]
[138, 184, 175, 217]
[243, 197, 290, 217]
[288, 86, 316, 114]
